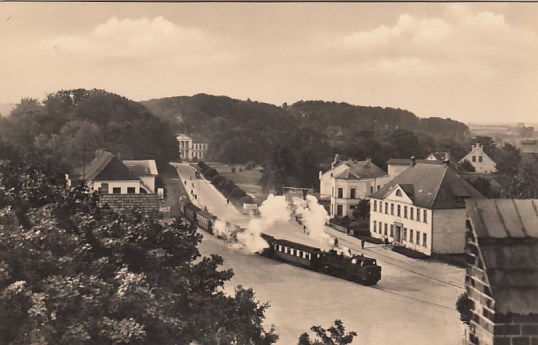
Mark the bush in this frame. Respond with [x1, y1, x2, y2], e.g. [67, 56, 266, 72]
[222, 180, 236, 195]
[230, 187, 247, 200]
[197, 161, 208, 170]
[203, 167, 218, 179]
[238, 195, 255, 205]
[211, 175, 226, 186]
[456, 292, 474, 326]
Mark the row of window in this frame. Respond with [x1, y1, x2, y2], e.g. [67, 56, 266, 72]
[275, 244, 320, 260]
[333, 185, 382, 199]
[471, 155, 483, 163]
[372, 200, 428, 223]
[372, 221, 428, 247]
[99, 184, 137, 194]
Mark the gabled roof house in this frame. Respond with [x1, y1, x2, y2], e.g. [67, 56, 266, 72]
[320, 157, 392, 217]
[369, 162, 484, 255]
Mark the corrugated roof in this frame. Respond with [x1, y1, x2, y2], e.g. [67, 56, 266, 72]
[370, 163, 484, 209]
[333, 160, 387, 180]
[466, 199, 538, 315]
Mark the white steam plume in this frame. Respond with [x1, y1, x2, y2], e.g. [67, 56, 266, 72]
[237, 194, 292, 253]
[292, 195, 332, 246]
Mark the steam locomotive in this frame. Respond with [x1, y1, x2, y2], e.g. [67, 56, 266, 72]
[260, 234, 381, 286]
[180, 200, 381, 286]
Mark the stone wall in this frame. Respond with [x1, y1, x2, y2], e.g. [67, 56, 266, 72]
[99, 194, 160, 216]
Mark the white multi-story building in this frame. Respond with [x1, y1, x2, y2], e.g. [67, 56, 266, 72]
[176, 133, 209, 161]
[369, 162, 484, 255]
[320, 158, 391, 217]
[459, 143, 497, 173]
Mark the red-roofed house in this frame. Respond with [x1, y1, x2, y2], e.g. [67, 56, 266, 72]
[465, 199, 538, 345]
[369, 162, 485, 255]
[320, 158, 391, 217]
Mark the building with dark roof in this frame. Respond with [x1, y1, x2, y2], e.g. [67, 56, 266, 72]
[123, 160, 159, 193]
[320, 158, 391, 217]
[465, 199, 538, 345]
[369, 162, 485, 255]
[70, 150, 154, 195]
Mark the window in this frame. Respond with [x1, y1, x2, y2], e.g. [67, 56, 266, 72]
[417, 209, 421, 222]
[423, 210, 428, 223]
[385, 202, 389, 214]
[410, 230, 414, 243]
[423, 233, 427, 247]
[404, 206, 408, 219]
[112, 187, 121, 194]
[373, 221, 377, 233]
[100, 183, 109, 194]
[403, 228, 407, 241]
[370, 186, 374, 194]
[338, 188, 343, 198]
[390, 225, 394, 237]
[410, 207, 414, 220]
[396, 189, 402, 197]
[377, 185, 381, 191]
[379, 202, 383, 214]
[373, 200, 377, 212]
[472, 156, 476, 162]
[390, 203, 394, 215]
[479, 156, 483, 163]
[127, 187, 136, 194]
[384, 223, 388, 236]
[337, 204, 343, 217]
[397, 205, 401, 217]
[416, 231, 420, 244]
[350, 188, 356, 199]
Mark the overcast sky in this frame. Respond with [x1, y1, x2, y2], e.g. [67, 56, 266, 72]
[1, 3, 537, 123]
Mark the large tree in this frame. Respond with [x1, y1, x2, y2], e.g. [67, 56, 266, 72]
[0, 161, 278, 345]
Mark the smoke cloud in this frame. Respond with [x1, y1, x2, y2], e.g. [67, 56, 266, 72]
[236, 194, 292, 253]
[292, 195, 332, 246]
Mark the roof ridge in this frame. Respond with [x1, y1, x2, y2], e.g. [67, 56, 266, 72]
[429, 164, 448, 206]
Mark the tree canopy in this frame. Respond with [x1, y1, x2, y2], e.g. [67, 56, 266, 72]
[0, 89, 178, 171]
[0, 160, 278, 345]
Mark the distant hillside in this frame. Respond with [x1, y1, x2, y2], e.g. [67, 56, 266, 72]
[143, 94, 470, 164]
[143, 94, 296, 135]
[288, 101, 469, 141]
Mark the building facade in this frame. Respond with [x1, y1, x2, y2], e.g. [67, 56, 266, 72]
[460, 144, 497, 173]
[369, 162, 484, 255]
[176, 134, 209, 161]
[465, 199, 538, 345]
[320, 158, 391, 218]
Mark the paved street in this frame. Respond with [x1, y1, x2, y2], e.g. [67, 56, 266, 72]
[171, 163, 467, 345]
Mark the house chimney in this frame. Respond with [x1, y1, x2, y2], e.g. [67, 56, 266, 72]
[410, 156, 416, 167]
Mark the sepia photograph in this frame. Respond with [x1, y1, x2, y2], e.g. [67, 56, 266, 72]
[0, 2, 537, 345]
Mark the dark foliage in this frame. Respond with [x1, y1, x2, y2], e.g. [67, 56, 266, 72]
[0, 160, 278, 345]
[298, 319, 357, 345]
[0, 89, 178, 171]
[456, 292, 474, 326]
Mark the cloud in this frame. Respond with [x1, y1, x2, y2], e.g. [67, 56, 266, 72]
[330, 6, 538, 75]
[39, 16, 233, 64]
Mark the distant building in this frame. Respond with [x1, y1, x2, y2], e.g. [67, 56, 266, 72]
[460, 144, 497, 173]
[369, 162, 484, 255]
[521, 138, 538, 163]
[465, 199, 538, 345]
[176, 134, 209, 161]
[320, 156, 391, 218]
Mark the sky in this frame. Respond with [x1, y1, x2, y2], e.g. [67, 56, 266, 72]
[0, 2, 537, 123]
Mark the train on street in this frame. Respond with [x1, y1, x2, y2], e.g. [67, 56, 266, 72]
[179, 199, 382, 286]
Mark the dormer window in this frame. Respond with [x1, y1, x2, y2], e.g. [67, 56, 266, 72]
[396, 189, 402, 197]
